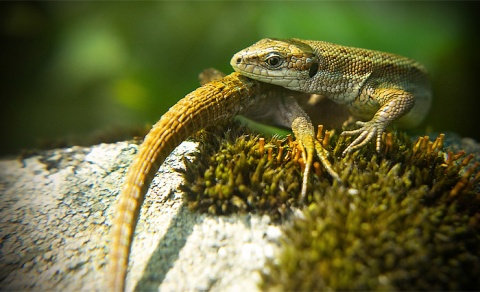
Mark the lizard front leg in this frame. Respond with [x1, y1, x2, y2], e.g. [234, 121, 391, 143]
[341, 88, 415, 155]
[200, 69, 341, 198]
[291, 116, 316, 200]
[244, 93, 340, 200]
[292, 116, 341, 199]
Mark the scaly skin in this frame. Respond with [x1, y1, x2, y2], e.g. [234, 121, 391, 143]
[231, 38, 432, 155]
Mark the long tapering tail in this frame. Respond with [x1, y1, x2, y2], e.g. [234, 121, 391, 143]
[107, 73, 260, 292]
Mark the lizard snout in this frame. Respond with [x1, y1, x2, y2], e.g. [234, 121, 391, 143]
[230, 53, 243, 68]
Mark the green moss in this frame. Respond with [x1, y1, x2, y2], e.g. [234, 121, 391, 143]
[181, 121, 480, 290]
[181, 123, 304, 220]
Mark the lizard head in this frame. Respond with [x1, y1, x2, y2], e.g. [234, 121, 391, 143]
[230, 38, 319, 90]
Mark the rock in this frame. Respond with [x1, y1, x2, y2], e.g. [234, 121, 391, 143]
[0, 140, 280, 291]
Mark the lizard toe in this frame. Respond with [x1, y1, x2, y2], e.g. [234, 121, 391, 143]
[341, 121, 385, 155]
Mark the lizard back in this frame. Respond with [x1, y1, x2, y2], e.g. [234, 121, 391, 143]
[303, 39, 431, 126]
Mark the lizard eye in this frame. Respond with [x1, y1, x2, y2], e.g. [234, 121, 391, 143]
[265, 54, 283, 68]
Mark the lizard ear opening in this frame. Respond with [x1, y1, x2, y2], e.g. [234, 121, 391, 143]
[309, 62, 319, 78]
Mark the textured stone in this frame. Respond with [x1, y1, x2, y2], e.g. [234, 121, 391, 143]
[0, 140, 280, 291]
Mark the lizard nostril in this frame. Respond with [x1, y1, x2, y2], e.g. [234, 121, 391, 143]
[236, 57, 242, 64]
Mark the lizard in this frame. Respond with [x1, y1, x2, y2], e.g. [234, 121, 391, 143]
[231, 38, 432, 155]
[107, 38, 431, 291]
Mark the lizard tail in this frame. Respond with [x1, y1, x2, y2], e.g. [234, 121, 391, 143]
[107, 72, 260, 292]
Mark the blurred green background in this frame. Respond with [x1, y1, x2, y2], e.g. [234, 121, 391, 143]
[1, 2, 478, 156]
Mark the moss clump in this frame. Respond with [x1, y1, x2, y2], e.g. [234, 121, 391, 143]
[181, 121, 480, 290]
[181, 123, 306, 220]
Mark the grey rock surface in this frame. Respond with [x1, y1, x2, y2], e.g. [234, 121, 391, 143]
[0, 141, 281, 291]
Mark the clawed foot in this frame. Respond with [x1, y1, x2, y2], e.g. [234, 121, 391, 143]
[314, 140, 341, 183]
[296, 132, 341, 202]
[298, 140, 341, 203]
[340, 120, 385, 156]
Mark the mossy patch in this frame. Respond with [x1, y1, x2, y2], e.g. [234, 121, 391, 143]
[180, 123, 304, 220]
[181, 121, 480, 290]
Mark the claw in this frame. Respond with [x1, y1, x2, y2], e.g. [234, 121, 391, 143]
[314, 141, 341, 183]
[341, 121, 385, 155]
[297, 141, 313, 202]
